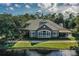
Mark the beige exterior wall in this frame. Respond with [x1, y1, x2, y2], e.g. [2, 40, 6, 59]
[52, 31, 59, 37]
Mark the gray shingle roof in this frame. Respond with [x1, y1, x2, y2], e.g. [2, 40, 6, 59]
[24, 19, 71, 33]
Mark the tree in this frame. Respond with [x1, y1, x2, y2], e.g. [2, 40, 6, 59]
[55, 13, 64, 24]
[0, 14, 23, 40]
[50, 13, 56, 21]
[64, 18, 76, 29]
[75, 15, 79, 31]
[64, 19, 70, 28]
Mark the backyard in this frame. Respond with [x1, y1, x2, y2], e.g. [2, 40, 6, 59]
[4, 40, 78, 50]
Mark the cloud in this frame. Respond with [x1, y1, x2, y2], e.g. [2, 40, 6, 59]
[37, 9, 42, 13]
[14, 4, 20, 7]
[25, 4, 31, 8]
[37, 3, 53, 14]
[48, 3, 58, 13]
[38, 3, 52, 9]
[37, 3, 79, 19]
[37, 3, 79, 15]
[37, 3, 62, 14]
[37, 3, 60, 14]
[61, 4, 79, 19]
[62, 4, 78, 15]
[58, 3, 79, 14]
[9, 7, 14, 11]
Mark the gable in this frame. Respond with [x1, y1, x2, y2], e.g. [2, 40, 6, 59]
[36, 24, 55, 31]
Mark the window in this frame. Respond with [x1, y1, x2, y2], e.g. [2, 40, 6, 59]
[43, 26, 46, 28]
[52, 31, 58, 37]
[43, 31, 46, 35]
[32, 32, 35, 35]
[38, 32, 42, 35]
[53, 32, 56, 35]
[38, 30, 51, 38]
[47, 31, 50, 35]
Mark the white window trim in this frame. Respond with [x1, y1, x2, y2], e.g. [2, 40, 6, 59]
[37, 30, 51, 38]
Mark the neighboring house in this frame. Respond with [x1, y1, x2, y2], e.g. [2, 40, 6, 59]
[20, 19, 71, 38]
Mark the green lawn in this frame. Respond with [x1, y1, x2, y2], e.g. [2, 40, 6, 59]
[7, 39, 78, 49]
[12, 41, 32, 48]
[33, 41, 78, 49]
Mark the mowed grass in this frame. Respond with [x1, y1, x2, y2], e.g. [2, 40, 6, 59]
[12, 41, 32, 48]
[33, 41, 78, 49]
[9, 38, 78, 49]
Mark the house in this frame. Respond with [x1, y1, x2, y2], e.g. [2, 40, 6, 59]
[20, 19, 71, 38]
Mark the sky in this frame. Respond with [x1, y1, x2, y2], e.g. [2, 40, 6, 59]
[0, 3, 79, 16]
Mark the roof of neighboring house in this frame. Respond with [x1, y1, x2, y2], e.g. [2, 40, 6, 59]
[22, 19, 71, 33]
